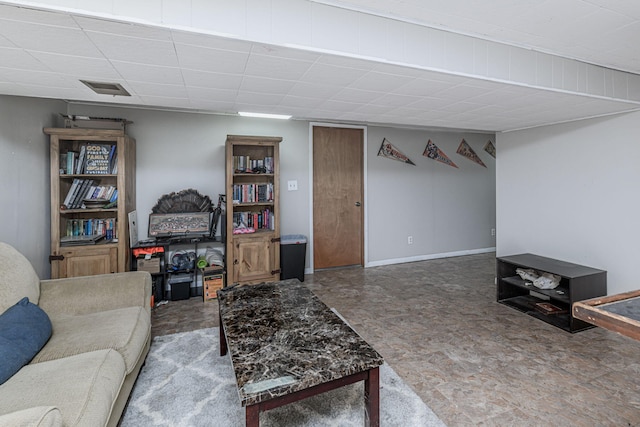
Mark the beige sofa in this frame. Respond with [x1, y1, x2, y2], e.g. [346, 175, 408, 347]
[0, 242, 151, 427]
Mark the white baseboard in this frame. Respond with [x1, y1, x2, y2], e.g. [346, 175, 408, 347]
[365, 247, 496, 268]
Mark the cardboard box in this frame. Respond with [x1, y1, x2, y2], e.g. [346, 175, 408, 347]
[137, 257, 160, 274]
[203, 272, 224, 301]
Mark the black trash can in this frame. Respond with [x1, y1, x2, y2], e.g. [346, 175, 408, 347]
[280, 234, 307, 282]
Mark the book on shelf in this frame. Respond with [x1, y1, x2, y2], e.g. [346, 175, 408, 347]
[66, 150, 77, 175]
[84, 144, 113, 174]
[70, 179, 93, 209]
[75, 145, 86, 174]
[62, 178, 81, 209]
[533, 302, 567, 315]
[60, 234, 105, 246]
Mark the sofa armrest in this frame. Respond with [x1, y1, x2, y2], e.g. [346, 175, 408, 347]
[0, 406, 62, 427]
[38, 271, 152, 317]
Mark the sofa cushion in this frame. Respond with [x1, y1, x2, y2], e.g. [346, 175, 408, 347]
[0, 297, 52, 385]
[0, 406, 62, 427]
[0, 242, 41, 314]
[0, 349, 126, 427]
[32, 306, 150, 374]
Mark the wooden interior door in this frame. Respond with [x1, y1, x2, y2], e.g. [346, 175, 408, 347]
[313, 126, 364, 269]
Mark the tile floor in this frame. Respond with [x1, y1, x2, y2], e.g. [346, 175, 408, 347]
[150, 252, 640, 426]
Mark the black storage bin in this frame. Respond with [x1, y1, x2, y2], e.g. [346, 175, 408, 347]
[168, 274, 192, 301]
[280, 234, 307, 282]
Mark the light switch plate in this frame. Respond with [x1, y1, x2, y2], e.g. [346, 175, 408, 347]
[287, 180, 298, 191]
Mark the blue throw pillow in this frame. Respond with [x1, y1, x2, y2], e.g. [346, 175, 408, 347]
[0, 297, 52, 384]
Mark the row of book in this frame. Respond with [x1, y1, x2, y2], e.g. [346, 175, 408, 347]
[232, 183, 274, 204]
[233, 156, 274, 174]
[62, 218, 116, 245]
[63, 179, 118, 209]
[232, 209, 274, 231]
[60, 143, 117, 175]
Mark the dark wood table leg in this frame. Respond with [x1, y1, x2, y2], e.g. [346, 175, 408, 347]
[364, 366, 380, 427]
[246, 404, 260, 427]
[219, 310, 227, 356]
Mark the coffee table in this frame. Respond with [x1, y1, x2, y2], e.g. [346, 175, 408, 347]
[217, 280, 384, 427]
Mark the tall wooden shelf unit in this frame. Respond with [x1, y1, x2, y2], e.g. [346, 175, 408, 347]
[46, 128, 136, 279]
[225, 135, 281, 285]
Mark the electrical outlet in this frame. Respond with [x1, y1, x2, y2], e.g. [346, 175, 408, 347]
[408, 235, 413, 245]
[491, 228, 496, 236]
[287, 180, 298, 191]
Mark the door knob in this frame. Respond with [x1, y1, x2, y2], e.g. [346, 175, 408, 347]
[355, 202, 361, 207]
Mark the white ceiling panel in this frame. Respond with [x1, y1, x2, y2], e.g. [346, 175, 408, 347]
[86, 31, 179, 67]
[0, 47, 48, 71]
[0, 19, 101, 57]
[175, 43, 249, 73]
[181, 69, 243, 91]
[28, 52, 121, 79]
[0, 2, 638, 132]
[110, 61, 183, 85]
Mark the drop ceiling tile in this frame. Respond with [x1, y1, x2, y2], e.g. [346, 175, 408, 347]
[279, 95, 325, 108]
[29, 51, 121, 79]
[0, 48, 49, 71]
[0, 67, 76, 87]
[300, 63, 364, 86]
[181, 69, 243, 90]
[250, 44, 321, 62]
[0, 34, 14, 48]
[85, 31, 178, 66]
[244, 54, 313, 80]
[189, 99, 236, 111]
[374, 93, 422, 107]
[394, 78, 456, 97]
[175, 43, 249, 73]
[240, 76, 296, 94]
[0, 5, 78, 27]
[0, 20, 102, 57]
[74, 16, 172, 41]
[186, 86, 237, 102]
[111, 61, 183, 85]
[317, 54, 376, 71]
[139, 95, 191, 108]
[172, 30, 252, 52]
[127, 81, 188, 98]
[235, 91, 285, 105]
[288, 81, 345, 99]
[331, 87, 382, 103]
[349, 71, 414, 92]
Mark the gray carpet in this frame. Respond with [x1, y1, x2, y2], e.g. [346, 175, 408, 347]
[121, 328, 446, 426]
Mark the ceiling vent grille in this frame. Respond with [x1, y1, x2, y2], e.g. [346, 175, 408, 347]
[81, 80, 131, 96]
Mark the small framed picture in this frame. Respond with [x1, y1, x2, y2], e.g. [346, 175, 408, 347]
[148, 212, 211, 237]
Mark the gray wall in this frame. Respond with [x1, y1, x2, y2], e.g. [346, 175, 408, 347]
[1, 94, 496, 278]
[497, 110, 640, 296]
[366, 126, 496, 265]
[0, 96, 64, 278]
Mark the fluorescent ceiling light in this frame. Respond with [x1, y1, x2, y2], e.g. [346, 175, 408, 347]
[238, 111, 291, 120]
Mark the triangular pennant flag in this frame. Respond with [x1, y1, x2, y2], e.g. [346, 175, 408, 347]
[484, 140, 496, 158]
[422, 139, 458, 168]
[456, 139, 486, 168]
[377, 138, 415, 165]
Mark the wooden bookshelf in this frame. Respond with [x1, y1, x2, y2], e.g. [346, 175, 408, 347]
[45, 128, 136, 278]
[225, 135, 281, 285]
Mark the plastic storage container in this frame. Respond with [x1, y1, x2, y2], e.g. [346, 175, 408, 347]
[280, 234, 307, 282]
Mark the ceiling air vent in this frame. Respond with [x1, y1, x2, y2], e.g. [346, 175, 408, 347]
[81, 80, 131, 96]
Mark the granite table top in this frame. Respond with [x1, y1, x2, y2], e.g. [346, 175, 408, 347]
[217, 280, 384, 406]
